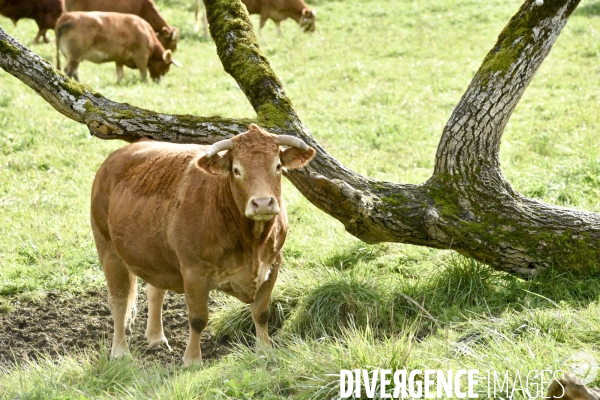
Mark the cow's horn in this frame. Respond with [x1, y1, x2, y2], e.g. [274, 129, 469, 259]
[277, 135, 309, 150]
[205, 139, 233, 158]
[171, 59, 182, 67]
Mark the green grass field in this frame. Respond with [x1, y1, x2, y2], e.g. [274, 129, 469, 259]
[1, 0, 599, 398]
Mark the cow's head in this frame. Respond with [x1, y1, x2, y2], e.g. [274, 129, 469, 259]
[157, 26, 179, 52]
[300, 8, 316, 33]
[196, 124, 316, 222]
[148, 50, 181, 82]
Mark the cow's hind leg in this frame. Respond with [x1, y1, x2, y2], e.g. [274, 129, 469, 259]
[64, 59, 80, 82]
[250, 254, 281, 347]
[259, 12, 269, 36]
[33, 30, 42, 44]
[182, 268, 211, 367]
[101, 251, 138, 358]
[145, 283, 170, 349]
[116, 63, 124, 83]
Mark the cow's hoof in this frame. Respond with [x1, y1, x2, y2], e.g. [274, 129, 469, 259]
[182, 355, 203, 368]
[148, 336, 171, 350]
[111, 346, 130, 359]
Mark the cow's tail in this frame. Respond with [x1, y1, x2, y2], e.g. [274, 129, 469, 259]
[55, 21, 74, 71]
[125, 275, 138, 329]
[55, 29, 60, 70]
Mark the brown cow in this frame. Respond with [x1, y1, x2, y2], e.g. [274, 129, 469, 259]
[243, 0, 316, 34]
[0, 0, 64, 44]
[195, 0, 316, 36]
[64, 0, 179, 51]
[56, 12, 180, 83]
[90, 124, 315, 366]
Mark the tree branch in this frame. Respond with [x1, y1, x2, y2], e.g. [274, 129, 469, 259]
[1, 0, 598, 277]
[0, 27, 259, 144]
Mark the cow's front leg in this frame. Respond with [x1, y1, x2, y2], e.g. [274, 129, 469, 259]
[182, 267, 211, 367]
[250, 254, 281, 346]
[145, 283, 170, 349]
[133, 55, 148, 82]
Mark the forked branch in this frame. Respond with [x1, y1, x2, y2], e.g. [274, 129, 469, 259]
[1, 0, 598, 276]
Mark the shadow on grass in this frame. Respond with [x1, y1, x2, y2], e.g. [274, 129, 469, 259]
[320, 242, 389, 271]
[397, 257, 600, 317]
[210, 254, 600, 348]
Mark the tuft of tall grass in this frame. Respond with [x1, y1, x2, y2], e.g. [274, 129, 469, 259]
[284, 273, 390, 339]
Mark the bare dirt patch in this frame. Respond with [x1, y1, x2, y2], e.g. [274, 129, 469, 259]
[0, 287, 231, 368]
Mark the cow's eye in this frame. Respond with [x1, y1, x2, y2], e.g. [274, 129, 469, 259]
[233, 168, 241, 176]
[276, 163, 282, 172]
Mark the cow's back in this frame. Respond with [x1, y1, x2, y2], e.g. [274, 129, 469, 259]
[65, 0, 143, 14]
[0, 0, 63, 27]
[57, 12, 156, 64]
[241, 0, 262, 14]
[65, 0, 164, 30]
[91, 140, 202, 237]
[91, 140, 207, 291]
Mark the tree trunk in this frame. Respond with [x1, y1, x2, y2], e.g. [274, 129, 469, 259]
[0, 0, 598, 277]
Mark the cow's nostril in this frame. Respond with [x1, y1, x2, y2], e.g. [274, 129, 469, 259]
[249, 197, 278, 215]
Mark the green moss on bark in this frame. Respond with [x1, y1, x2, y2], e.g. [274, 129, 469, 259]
[59, 79, 99, 98]
[205, 0, 296, 127]
[257, 102, 290, 127]
[477, 0, 581, 87]
[0, 39, 21, 57]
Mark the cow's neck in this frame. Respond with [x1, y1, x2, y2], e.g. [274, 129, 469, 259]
[142, 1, 170, 31]
[287, 1, 308, 22]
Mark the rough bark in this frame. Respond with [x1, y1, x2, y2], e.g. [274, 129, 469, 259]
[0, 0, 598, 277]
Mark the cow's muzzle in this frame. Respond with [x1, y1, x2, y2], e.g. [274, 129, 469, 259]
[246, 196, 280, 221]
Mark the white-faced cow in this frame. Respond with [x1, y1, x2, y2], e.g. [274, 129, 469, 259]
[64, 0, 179, 52]
[195, 0, 316, 36]
[0, 0, 64, 44]
[55, 12, 180, 83]
[91, 124, 316, 366]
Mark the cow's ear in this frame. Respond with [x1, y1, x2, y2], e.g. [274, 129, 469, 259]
[163, 49, 173, 63]
[196, 152, 232, 176]
[280, 146, 316, 169]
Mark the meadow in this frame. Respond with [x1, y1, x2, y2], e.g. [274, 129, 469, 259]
[0, 0, 599, 398]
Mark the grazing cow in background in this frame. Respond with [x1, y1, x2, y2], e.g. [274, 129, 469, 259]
[195, 0, 316, 36]
[56, 12, 180, 83]
[0, 0, 64, 44]
[243, 0, 316, 34]
[64, 0, 179, 51]
[90, 124, 316, 366]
